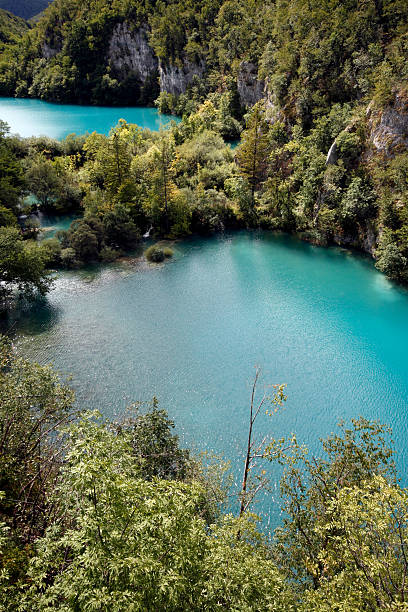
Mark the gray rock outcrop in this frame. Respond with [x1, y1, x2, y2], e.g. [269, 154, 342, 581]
[41, 42, 60, 59]
[158, 59, 205, 96]
[107, 23, 158, 81]
[237, 62, 264, 108]
[367, 92, 408, 155]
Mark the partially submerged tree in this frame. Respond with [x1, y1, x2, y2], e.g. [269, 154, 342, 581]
[0, 227, 52, 307]
[239, 368, 290, 517]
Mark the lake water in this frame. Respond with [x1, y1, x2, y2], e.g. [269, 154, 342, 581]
[10, 231, 408, 527]
[0, 97, 178, 138]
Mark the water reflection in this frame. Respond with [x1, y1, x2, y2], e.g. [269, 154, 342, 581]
[1, 298, 61, 337]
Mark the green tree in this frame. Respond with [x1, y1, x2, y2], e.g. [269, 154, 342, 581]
[24, 154, 61, 210]
[102, 205, 140, 250]
[0, 227, 52, 306]
[236, 101, 271, 208]
[302, 475, 408, 611]
[0, 205, 17, 227]
[115, 398, 190, 481]
[66, 218, 102, 262]
[0, 337, 75, 539]
[340, 177, 377, 224]
[149, 130, 176, 234]
[375, 229, 407, 281]
[16, 414, 293, 611]
[0, 120, 24, 212]
[274, 418, 396, 590]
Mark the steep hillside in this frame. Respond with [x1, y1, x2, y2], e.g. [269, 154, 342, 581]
[0, 0, 407, 109]
[0, 0, 51, 20]
[0, 8, 28, 49]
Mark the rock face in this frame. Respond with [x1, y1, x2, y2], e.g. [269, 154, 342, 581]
[236, 62, 264, 108]
[41, 42, 60, 59]
[367, 92, 408, 155]
[361, 221, 377, 256]
[108, 23, 205, 97]
[107, 23, 158, 82]
[158, 59, 205, 96]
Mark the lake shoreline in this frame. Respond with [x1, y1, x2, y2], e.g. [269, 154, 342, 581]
[10, 229, 408, 528]
[0, 96, 179, 138]
[36, 209, 389, 286]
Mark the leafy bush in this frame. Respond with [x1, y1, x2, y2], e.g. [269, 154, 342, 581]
[99, 246, 120, 262]
[145, 244, 165, 262]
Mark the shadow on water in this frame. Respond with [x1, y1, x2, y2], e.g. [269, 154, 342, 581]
[0, 296, 62, 337]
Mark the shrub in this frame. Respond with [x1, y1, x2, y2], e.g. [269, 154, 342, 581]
[145, 244, 165, 262]
[163, 247, 174, 258]
[60, 247, 78, 269]
[40, 238, 62, 267]
[100, 246, 120, 262]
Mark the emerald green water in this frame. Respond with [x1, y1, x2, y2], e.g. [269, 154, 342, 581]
[11, 232, 408, 524]
[0, 97, 177, 138]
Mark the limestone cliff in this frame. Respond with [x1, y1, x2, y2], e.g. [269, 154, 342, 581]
[158, 59, 205, 96]
[236, 62, 264, 108]
[108, 24, 206, 97]
[107, 24, 158, 83]
[367, 91, 408, 156]
[41, 41, 60, 59]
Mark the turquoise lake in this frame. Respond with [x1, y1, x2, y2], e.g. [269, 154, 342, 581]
[0, 97, 177, 138]
[10, 231, 408, 527]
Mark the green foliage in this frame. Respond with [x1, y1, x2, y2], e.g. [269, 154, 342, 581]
[0, 120, 24, 212]
[340, 177, 377, 223]
[0, 226, 52, 305]
[375, 229, 407, 281]
[117, 399, 189, 480]
[23, 154, 61, 209]
[40, 237, 62, 267]
[1, 345, 408, 610]
[302, 475, 408, 611]
[10, 412, 293, 611]
[274, 418, 396, 591]
[0, 204, 16, 227]
[0, 8, 28, 48]
[163, 246, 174, 257]
[145, 243, 165, 262]
[99, 245, 120, 262]
[0, 336, 74, 554]
[237, 101, 271, 207]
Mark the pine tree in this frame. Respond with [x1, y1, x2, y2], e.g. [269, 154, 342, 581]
[236, 101, 270, 208]
[151, 129, 176, 234]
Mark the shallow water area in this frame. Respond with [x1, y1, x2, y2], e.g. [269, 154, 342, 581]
[10, 231, 408, 527]
[0, 97, 178, 138]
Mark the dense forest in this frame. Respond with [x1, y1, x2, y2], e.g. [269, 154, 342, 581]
[1, 338, 408, 610]
[0, 2, 408, 609]
[0, 9, 28, 50]
[0, 0, 407, 284]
